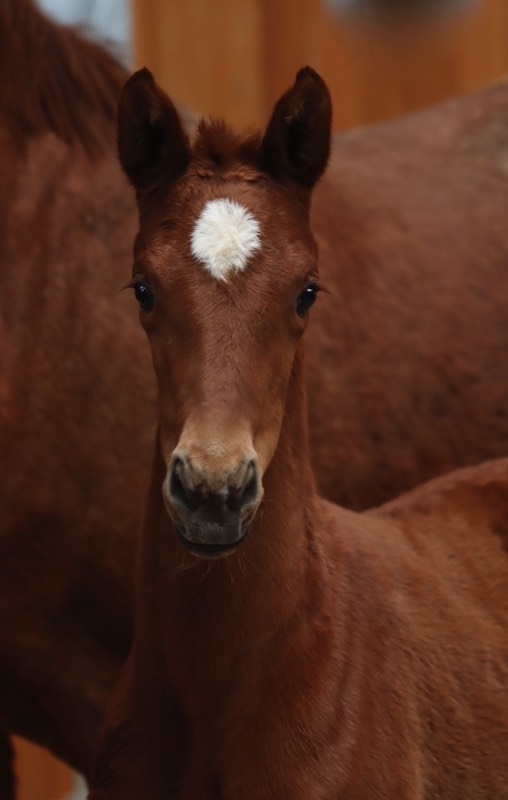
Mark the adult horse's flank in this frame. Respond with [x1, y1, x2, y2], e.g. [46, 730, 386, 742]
[88, 68, 508, 799]
[0, 0, 143, 791]
[3, 0, 508, 793]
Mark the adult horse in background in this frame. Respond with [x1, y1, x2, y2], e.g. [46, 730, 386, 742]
[0, 0, 145, 793]
[2, 0, 508, 794]
[88, 67, 508, 799]
[310, 78, 508, 506]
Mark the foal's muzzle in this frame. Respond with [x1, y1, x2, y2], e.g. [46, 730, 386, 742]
[165, 453, 261, 557]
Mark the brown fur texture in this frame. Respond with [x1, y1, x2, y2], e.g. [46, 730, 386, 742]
[0, 0, 125, 154]
[2, 1, 508, 793]
[88, 69, 508, 799]
[0, 0, 144, 790]
[309, 80, 508, 506]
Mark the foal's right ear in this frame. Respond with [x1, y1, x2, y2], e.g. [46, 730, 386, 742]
[117, 68, 190, 192]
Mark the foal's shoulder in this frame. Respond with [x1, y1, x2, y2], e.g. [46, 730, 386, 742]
[372, 457, 508, 556]
[314, 459, 508, 578]
[376, 457, 508, 518]
[316, 460, 508, 627]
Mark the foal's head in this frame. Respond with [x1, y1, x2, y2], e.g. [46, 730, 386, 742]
[118, 68, 332, 557]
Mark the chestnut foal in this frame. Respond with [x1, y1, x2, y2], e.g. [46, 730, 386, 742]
[89, 68, 508, 799]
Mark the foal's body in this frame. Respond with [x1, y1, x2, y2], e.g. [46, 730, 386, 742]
[89, 69, 508, 799]
[93, 452, 508, 799]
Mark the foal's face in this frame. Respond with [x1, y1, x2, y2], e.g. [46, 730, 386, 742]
[118, 66, 331, 556]
[132, 177, 319, 556]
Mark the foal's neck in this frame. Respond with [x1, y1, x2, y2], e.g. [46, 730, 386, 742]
[138, 346, 322, 650]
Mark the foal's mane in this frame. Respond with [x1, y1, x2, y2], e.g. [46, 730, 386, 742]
[0, 0, 127, 155]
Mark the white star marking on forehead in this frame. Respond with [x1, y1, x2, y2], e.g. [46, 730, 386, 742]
[190, 198, 261, 281]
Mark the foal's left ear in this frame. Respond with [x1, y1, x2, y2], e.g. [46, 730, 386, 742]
[117, 68, 190, 192]
[260, 67, 332, 190]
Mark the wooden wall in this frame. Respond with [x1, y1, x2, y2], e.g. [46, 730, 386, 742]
[132, 0, 508, 130]
[14, 737, 73, 800]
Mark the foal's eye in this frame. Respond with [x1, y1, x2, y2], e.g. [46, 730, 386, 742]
[296, 283, 319, 317]
[132, 282, 155, 312]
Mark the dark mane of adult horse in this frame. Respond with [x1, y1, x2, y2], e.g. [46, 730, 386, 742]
[1, 0, 508, 795]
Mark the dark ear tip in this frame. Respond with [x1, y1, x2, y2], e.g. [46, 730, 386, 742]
[293, 66, 332, 117]
[122, 67, 156, 93]
[295, 66, 328, 89]
[118, 68, 159, 123]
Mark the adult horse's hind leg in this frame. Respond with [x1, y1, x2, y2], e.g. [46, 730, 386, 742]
[0, 733, 16, 800]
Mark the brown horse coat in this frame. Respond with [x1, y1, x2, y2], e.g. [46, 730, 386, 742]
[1, 0, 508, 791]
[310, 80, 508, 505]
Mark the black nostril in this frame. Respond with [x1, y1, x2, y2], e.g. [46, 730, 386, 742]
[169, 458, 198, 511]
[236, 461, 259, 512]
[169, 456, 259, 518]
[169, 461, 185, 503]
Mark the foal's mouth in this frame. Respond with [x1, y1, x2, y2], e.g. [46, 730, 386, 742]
[173, 522, 251, 559]
[164, 484, 259, 558]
